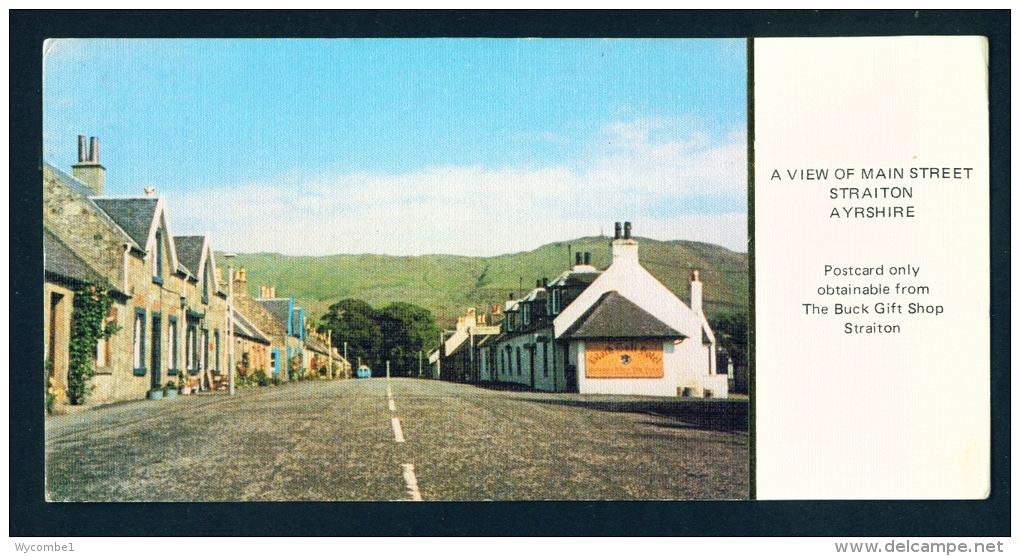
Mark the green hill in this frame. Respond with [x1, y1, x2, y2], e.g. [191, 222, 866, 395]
[222, 237, 747, 328]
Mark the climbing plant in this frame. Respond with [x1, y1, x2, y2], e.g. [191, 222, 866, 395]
[67, 280, 121, 405]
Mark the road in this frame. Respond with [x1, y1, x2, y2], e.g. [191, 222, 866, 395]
[45, 378, 748, 501]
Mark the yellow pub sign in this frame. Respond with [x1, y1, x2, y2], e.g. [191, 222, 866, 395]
[585, 340, 664, 379]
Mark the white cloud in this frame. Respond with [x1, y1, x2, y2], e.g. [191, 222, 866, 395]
[169, 119, 747, 256]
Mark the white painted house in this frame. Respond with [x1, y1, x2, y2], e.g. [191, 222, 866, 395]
[552, 224, 727, 398]
[434, 222, 729, 398]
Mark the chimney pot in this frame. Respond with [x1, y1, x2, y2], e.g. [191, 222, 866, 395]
[584, 252, 591, 265]
[77, 135, 87, 163]
[624, 221, 632, 239]
[89, 137, 99, 163]
[575, 252, 582, 265]
[614, 222, 622, 239]
[536, 279, 541, 288]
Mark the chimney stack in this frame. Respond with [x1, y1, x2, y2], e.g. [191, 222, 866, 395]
[610, 221, 639, 262]
[72, 135, 106, 196]
[690, 269, 703, 316]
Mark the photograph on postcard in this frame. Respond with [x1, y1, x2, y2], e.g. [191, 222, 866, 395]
[43, 39, 749, 501]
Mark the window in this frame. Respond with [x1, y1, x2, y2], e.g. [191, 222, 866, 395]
[95, 307, 117, 369]
[522, 304, 530, 326]
[270, 350, 279, 375]
[168, 317, 179, 374]
[132, 309, 146, 375]
[152, 229, 164, 284]
[516, 346, 522, 376]
[543, 342, 549, 378]
[551, 290, 561, 314]
[202, 262, 210, 304]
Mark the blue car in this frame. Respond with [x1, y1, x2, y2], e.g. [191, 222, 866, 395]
[356, 365, 372, 378]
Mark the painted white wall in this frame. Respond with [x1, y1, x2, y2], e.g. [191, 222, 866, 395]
[553, 239, 724, 398]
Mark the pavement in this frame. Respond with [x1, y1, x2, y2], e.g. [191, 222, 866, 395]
[45, 378, 748, 501]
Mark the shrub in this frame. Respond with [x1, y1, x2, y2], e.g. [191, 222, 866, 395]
[67, 281, 120, 405]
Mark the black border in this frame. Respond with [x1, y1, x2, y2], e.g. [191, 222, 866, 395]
[12, 10, 1009, 537]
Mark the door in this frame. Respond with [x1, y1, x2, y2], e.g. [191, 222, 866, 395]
[564, 344, 577, 392]
[150, 314, 162, 390]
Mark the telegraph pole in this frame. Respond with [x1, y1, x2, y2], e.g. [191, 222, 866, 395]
[225, 253, 235, 396]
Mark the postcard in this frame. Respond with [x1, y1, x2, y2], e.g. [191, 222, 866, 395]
[39, 36, 991, 507]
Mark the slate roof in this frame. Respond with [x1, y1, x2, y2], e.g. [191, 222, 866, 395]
[44, 164, 139, 250]
[559, 290, 686, 340]
[233, 309, 270, 344]
[256, 298, 292, 334]
[174, 236, 205, 275]
[521, 287, 549, 303]
[43, 227, 107, 286]
[92, 198, 159, 248]
[305, 333, 331, 355]
[549, 268, 601, 288]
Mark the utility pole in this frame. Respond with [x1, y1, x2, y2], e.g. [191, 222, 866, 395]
[327, 329, 333, 380]
[225, 253, 235, 396]
[344, 341, 348, 378]
[418, 350, 422, 378]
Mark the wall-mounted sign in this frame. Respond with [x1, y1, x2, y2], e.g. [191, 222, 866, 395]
[585, 340, 664, 378]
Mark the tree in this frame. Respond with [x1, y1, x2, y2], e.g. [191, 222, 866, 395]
[318, 299, 382, 372]
[376, 302, 440, 377]
[710, 312, 748, 393]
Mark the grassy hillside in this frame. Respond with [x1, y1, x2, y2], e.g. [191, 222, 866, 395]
[223, 236, 747, 328]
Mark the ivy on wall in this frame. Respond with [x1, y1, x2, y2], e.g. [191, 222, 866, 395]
[67, 281, 121, 405]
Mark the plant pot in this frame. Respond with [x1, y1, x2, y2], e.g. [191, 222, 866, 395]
[163, 389, 178, 399]
[147, 390, 164, 400]
[180, 387, 191, 395]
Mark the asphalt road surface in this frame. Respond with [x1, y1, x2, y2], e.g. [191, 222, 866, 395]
[46, 378, 748, 501]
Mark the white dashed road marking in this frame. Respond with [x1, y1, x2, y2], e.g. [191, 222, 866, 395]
[391, 417, 405, 443]
[401, 463, 423, 501]
[388, 399, 396, 412]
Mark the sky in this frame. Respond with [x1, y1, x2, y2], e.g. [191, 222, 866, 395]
[44, 39, 747, 256]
